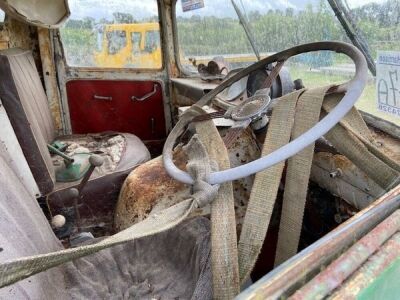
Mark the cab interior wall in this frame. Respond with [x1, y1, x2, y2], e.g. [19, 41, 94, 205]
[0, 0, 399, 296]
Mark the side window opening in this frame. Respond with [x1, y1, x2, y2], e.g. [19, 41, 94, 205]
[60, 0, 162, 69]
[107, 30, 127, 55]
[145, 30, 160, 53]
[131, 32, 142, 54]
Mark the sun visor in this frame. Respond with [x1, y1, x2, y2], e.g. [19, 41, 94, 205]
[0, 0, 70, 28]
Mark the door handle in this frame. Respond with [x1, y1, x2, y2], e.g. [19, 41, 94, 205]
[131, 84, 158, 102]
[93, 95, 113, 101]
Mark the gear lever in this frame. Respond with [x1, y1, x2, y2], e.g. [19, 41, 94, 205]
[77, 154, 104, 194]
[69, 154, 104, 233]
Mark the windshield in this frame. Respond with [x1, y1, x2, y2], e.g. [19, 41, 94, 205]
[175, 0, 400, 125]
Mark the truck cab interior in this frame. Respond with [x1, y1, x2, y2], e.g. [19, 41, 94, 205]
[0, 0, 399, 299]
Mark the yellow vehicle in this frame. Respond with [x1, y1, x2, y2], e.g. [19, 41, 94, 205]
[95, 22, 162, 68]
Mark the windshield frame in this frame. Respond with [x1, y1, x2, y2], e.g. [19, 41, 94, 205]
[172, 0, 200, 76]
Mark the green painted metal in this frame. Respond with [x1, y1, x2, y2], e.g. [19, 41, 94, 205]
[47, 144, 74, 164]
[51, 140, 68, 152]
[55, 153, 90, 182]
[357, 257, 400, 300]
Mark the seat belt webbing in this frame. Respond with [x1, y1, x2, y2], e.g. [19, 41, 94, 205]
[238, 89, 306, 283]
[274, 86, 332, 266]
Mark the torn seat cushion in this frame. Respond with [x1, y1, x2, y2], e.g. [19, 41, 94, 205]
[48, 132, 151, 231]
[0, 150, 211, 299]
[52, 132, 149, 179]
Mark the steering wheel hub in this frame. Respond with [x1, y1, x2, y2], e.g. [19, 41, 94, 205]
[230, 92, 271, 122]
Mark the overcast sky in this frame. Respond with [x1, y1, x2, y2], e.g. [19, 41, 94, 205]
[66, 0, 389, 21]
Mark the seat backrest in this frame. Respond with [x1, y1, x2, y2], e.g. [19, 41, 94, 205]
[0, 142, 66, 299]
[0, 48, 56, 195]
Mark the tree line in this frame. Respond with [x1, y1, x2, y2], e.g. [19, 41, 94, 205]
[176, 0, 400, 58]
[61, 0, 400, 66]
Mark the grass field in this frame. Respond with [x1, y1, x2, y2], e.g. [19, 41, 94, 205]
[289, 65, 400, 126]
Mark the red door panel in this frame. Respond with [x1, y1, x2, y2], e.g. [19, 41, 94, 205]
[66, 80, 166, 141]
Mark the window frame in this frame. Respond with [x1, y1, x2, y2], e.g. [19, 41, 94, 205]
[58, 0, 165, 72]
[172, 0, 201, 77]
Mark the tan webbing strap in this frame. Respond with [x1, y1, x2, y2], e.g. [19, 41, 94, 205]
[238, 89, 306, 283]
[323, 96, 400, 174]
[322, 95, 400, 190]
[323, 95, 372, 139]
[0, 135, 220, 289]
[325, 124, 400, 190]
[195, 119, 240, 299]
[274, 86, 333, 266]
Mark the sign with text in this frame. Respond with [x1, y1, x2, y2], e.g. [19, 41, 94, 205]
[182, 0, 204, 12]
[376, 51, 400, 117]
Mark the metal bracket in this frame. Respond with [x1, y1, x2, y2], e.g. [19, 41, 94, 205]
[131, 84, 158, 102]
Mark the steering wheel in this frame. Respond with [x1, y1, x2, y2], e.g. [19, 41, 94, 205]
[163, 41, 368, 185]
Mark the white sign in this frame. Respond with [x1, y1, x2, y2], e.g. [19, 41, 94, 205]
[376, 51, 400, 117]
[182, 0, 204, 12]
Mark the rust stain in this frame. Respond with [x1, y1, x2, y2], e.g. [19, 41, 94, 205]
[0, 22, 9, 50]
[373, 130, 400, 163]
[38, 28, 63, 132]
[114, 129, 261, 232]
[290, 210, 400, 300]
[114, 147, 189, 231]
[332, 154, 354, 171]
[330, 233, 400, 299]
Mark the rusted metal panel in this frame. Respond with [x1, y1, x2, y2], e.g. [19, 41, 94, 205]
[0, 16, 40, 62]
[114, 128, 260, 232]
[290, 210, 400, 299]
[362, 110, 400, 140]
[114, 146, 189, 231]
[0, 22, 9, 49]
[371, 127, 400, 164]
[329, 232, 400, 299]
[163, 0, 179, 78]
[311, 152, 384, 210]
[38, 28, 63, 133]
[236, 184, 400, 300]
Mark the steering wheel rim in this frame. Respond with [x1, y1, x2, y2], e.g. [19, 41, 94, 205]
[163, 41, 368, 185]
